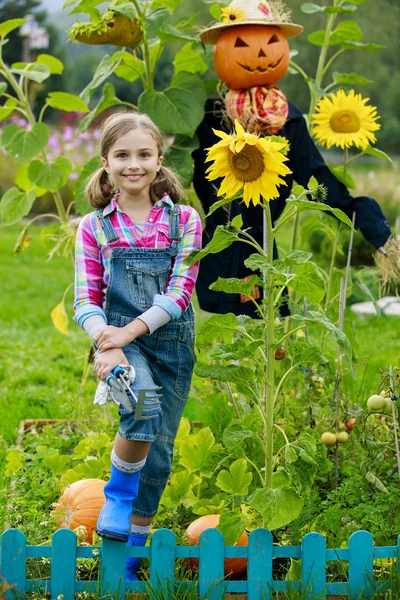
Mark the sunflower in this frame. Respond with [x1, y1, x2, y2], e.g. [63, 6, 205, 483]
[221, 6, 246, 23]
[206, 119, 292, 207]
[311, 89, 380, 150]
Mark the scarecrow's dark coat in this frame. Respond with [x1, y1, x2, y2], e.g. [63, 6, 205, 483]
[192, 98, 392, 317]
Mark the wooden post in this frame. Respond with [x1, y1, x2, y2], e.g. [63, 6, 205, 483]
[247, 528, 273, 600]
[198, 529, 225, 600]
[301, 532, 326, 599]
[150, 529, 176, 599]
[1, 529, 26, 599]
[348, 530, 373, 599]
[50, 529, 77, 600]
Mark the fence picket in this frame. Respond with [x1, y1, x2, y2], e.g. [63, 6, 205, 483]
[1, 529, 26, 599]
[199, 528, 225, 600]
[100, 538, 126, 598]
[150, 529, 176, 599]
[50, 529, 77, 600]
[301, 532, 326, 599]
[348, 530, 374, 599]
[247, 528, 273, 600]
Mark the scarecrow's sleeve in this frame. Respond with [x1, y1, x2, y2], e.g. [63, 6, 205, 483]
[289, 114, 392, 249]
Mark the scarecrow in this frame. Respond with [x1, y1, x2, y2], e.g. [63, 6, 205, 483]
[193, 0, 398, 317]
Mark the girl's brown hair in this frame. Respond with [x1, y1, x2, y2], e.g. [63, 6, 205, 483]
[85, 111, 184, 209]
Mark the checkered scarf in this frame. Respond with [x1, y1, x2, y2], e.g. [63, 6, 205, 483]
[224, 86, 289, 135]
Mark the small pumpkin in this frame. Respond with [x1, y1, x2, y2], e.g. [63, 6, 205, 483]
[184, 514, 248, 576]
[214, 24, 289, 90]
[54, 479, 106, 543]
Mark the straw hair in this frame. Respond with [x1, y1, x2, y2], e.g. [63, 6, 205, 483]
[85, 111, 184, 209]
[199, 0, 303, 44]
[375, 237, 400, 294]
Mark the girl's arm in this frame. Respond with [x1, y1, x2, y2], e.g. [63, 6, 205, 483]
[152, 206, 203, 319]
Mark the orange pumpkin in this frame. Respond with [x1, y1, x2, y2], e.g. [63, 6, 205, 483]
[185, 514, 248, 576]
[54, 479, 106, 543]
[214, 24, 289, 90]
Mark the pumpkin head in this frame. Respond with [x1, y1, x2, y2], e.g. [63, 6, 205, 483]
[214, 24, 290, 90]
[184, 514, 248, 576]
[54, 478, 106, 543]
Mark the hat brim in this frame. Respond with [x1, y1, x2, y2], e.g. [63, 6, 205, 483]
[199, 20, 304, 44]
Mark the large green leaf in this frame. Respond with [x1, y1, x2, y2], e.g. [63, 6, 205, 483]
[301, 3, 323, 13]
[151, 0, 185, 11]
[209, 338, 263, 361]
[288, 340, 329, 366]
[0, 98, 18, 119]
[248, 487, 304, 530]
[0, 187, 36, 225]
[10, 63, 50, 83]
[217, 511, 248, 546]
[216, 459, 253, 495]
[111, 0, 138, 20]
[80, 53, 124, 104]
[145, 7, 172, 39]
[0, 19, 26, 38]
[196, 313, 240, 347]
[329, 165, 356, 189]
[341, 40, 384, 51]
[37, 54, 64, 75]
[174, 43, 208, 75]
[222, 422, 257, 451]
[179, 427, 222, 475]
[46, 92, 89, 113]
[332, 72, 372, 85]
[185, 225, 240, 266]
[28, 158, 72, 191]
[114, 51, 145, 83]
[362, 146, 394, 167]
[210, 275, 262, 297]
[78, 83, 124, 134]
[291, 310, 352, 361]
[138, 71, 206, 136]
[74, 156, 103, 215]
[288, 262, 326, 304]
[286, 199, 354, 228]
[158, 24, 197, 44]
[2, 122, 49, 163]
[164, 134, 199, 187]
[160, 470, 201, 508]
[330, 20, 363, 44]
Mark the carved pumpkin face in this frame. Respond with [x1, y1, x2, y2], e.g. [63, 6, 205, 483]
[214, 24, 290, 90]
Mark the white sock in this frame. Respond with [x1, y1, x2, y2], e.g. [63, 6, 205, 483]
[130, 523, 151, 534]
[111, 448, 147, 473]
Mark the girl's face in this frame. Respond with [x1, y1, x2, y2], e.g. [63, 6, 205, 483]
[103, 128, 162, 201]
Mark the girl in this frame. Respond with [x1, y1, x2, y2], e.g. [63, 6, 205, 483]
[73, 111, 202, 580]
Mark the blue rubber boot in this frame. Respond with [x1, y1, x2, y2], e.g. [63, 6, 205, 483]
[96, 465, 141, 542]
[126, 532, 148, 581]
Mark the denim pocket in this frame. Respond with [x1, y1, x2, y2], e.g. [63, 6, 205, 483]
[126, 259, 170, 308]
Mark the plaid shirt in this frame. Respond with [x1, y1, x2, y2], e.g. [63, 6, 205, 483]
[73, 194, 202, 327]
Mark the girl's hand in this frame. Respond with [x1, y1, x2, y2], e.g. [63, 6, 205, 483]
[94, 325, 133, 351]
[94, 348, 128, 381]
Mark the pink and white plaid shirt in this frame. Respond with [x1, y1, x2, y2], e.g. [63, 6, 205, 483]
[73, 194, 202, 327]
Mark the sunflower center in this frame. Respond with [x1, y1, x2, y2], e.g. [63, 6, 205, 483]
[329, 110, 361, 133]
[229, 144, 265, 182]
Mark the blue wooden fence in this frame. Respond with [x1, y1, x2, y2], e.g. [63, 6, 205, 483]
[1, 528, 399, 599]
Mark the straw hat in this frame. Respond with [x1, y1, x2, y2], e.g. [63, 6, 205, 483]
[200, 0, 303, 44]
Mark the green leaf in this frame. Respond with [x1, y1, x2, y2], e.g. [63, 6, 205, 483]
[78, 82, 124, 134]
[210, 275, 261, 297]
[222, 422, 257, 451]
[46, 92, 89, 113]
[74, 156, 102, 214]
[332, 71, 372, 85]
[345, 0, 371, 4]
[0, 82, 7, 95]
[0, 18, 26, 38]
[2, 122, 49, 163]
[286, 199, 354, 229]
[160, 470, 201, 508]
[196, 313, 239, 347]
[362, 146, 394, 167]
[80, 53, 124, 104]
[209, 338, 263, 361]
[328, 165, 356, 189]
[289, 262, 326, 304]
[301, 3, 323, 13]
[72, 439, 93, 460]
[37, 54, 64, 75]
[341, 40, 383, 51]
[114, 51, 145, 83]
[15, 163, 46, 197]
[179, 427, 222, 476]
[192, 493, 227, 516]
[291, 310, 352, 361]
[185, 224, 239, 266]
[151, 0, 185, 12]
[28, 158, 72, 192]
[216, 459, 253, 495]
[158, 24, 197, 44]
[42, 453, 71, 476]
[0, 98, 18, 119]
[10, 63, 51, 83]
[324, 5, 357, 13]
[164, 135, 199, 187]
[195, 363, 257, 386]
[72, 458, 106, 479]
[209, 3, 221, 19]
[110, 0, 138, 20]
[174, 43, 208, 75]
[0, 187, 36, 225]
[138, 71, 206, 136]
[145, 7, 172, 39]
[330, 20, 363, 44]
[291, 184, 305, 195]
[288, 340, 329, 365]
[307, 30, 327, 46]
[284, 250, 313, 265]
[248, 487, 304, 530]
[307, 176, 319, 190]
[365, 471, 389, 494]
[217, 511, 247, 546]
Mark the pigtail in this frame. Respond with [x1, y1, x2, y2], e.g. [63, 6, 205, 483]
[150, 165, 184, 204]
[85, 167, 116, 209]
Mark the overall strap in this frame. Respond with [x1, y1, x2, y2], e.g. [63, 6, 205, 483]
[96, 210, 119, 244]
[168, 204, 181, 256]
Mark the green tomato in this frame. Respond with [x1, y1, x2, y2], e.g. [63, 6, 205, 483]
[321, 432, 337, 446]
[383, 398, 393, 415]
[336, 431, 349, 443]
[367, 394, 386, 411]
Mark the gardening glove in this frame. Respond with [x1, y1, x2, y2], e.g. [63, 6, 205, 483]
[375, 236, 400, 291]
[93, 363, 136, 407]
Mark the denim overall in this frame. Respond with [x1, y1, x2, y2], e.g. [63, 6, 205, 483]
[97, 204, 196, 518]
